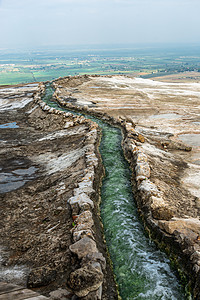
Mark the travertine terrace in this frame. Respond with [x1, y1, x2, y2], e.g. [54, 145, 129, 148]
[1, 74, 200, 299]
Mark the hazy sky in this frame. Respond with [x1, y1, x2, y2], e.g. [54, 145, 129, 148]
[0, 0, 200, 49]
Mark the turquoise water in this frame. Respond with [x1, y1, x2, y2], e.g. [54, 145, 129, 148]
[42, 85, 186, 300]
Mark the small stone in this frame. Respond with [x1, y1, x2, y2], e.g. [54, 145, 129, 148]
[73, 187, 95, 197]
[193, 264, 200, 273]
[57, 206, 63, 211]
[72, 223, 94, 233]
[190, 251, 200, 264]
[64, 121, 74, 128]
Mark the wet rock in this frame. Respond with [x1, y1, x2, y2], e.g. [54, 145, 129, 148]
[68, 263, 103, 297]
[69, 237, 98, 259]
[27, 266, 57, 288]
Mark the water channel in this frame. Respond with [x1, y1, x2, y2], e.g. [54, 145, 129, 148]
[42, 84, 186, 300]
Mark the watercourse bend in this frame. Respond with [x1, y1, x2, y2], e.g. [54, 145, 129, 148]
[43, 84, 186, 300]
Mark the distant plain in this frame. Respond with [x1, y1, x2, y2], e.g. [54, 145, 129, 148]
[0, 45, 200, 85]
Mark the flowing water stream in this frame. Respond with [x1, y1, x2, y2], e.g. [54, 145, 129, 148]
[42, 84, 187, 300]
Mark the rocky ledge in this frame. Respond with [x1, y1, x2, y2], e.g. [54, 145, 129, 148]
[52, 75, 200, 299]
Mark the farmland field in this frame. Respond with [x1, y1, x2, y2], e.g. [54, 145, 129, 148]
[0, 44, 200, 85]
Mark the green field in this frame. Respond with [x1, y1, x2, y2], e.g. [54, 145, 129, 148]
[0, 45, 200, 85]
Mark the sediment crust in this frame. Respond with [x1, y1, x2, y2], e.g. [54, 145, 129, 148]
[51, 75, 200, 300]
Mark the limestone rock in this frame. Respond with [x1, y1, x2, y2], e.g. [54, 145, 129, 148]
[158, 218, 200, 235]
[68, 263, 103, 297]
[75, 211, 94, 228]
[69, 236, 98, 259]
[68, 193, 94, 213]
[138, 179, 160, 200]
